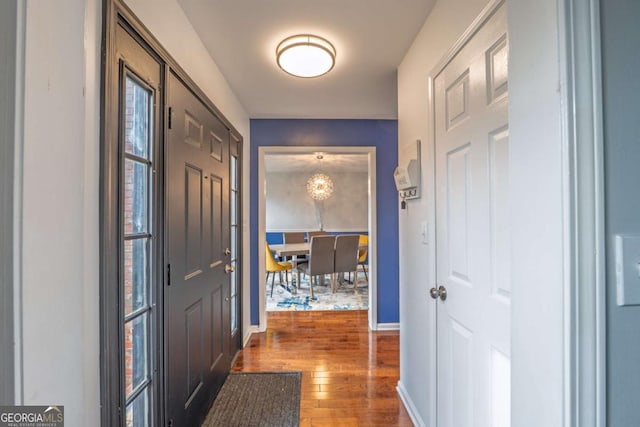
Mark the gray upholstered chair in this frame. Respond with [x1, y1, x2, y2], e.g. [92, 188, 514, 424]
[333, 235, 360, 292]
[282, 232, 307, 283]
[298, 235, 336, 298]
[283, 232, 305, 244]
[306, 230, 327, 241]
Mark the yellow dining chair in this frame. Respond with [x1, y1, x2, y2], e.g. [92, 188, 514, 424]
[265, 242, 293, 297]
[357, 235, 369, 282]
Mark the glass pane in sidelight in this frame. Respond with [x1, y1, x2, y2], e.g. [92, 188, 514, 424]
[125, 386, 149, 427]
[231, 156, 238, 190]
[124, 314, 149, 398]
[124, 77, 151, 159]
[124, 159, 149, 235]
[124, 238, 148, 315]
[230, 225, 237, 259]
[230, 295, 237, 333]
[230, 260, 238, 296]
[230, 190, 237, 225]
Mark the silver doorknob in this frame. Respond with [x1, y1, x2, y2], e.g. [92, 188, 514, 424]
[225, 264, 234, 274]
[437, 285, 447, 301]
[429, 285, 447, 301]
[225, 248, 231, 256]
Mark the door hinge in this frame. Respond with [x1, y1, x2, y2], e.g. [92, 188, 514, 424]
[168, 106, 172, 129]
[167, 263, 171, 286]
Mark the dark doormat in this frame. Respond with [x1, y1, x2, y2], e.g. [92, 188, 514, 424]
[201, 371, 302, 427]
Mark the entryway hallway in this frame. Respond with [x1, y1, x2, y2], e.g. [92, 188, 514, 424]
[232, 311, 412, 426]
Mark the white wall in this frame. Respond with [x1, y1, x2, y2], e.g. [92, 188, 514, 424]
[397, 0, 568, 425]
[19, 1, 101, 426]
[396, 0, 490, 424]
[17, 0, 249, 425]
[266, 172, 368, 232]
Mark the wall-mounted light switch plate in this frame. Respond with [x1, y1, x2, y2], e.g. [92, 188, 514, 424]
[615, 234, 640, 306]
[421, 221, 428, 245]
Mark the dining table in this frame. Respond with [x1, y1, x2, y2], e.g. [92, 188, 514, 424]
[269, 241, 367, 293]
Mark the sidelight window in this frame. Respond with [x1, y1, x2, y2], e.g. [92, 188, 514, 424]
[122, 74, 155, 427]
[230, 155, 239, 334]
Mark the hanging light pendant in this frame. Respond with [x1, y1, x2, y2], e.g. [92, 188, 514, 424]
[306, 173, 334, 201]
[276, 34, 336, 78]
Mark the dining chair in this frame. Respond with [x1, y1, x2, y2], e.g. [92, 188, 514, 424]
[283, 232, 306, 243]
[265, 242, 293, 297]
[306, 230, 328, 241]
[334, 235, 360, 292]
[282, 231, 308, 278]
[357, 234, 369, 282]
[298, 235, 336, 298]
[304, 231, 327, 279]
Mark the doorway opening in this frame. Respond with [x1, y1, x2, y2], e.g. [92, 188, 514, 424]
[258, 146, 378, 330]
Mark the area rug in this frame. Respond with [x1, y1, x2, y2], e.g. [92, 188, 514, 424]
[266, 273, 369, 311]
[202, 372, 301, 427]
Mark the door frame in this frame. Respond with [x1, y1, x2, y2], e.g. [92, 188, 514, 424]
[559, 0, 606, 425]
[424, 0, 606, 425]
[257, 146, 378, 331]
[0, 0, 23, 405]
[100, 1, 244, 425]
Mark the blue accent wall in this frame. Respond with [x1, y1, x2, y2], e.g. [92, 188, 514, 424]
[250, 119, 399, 324]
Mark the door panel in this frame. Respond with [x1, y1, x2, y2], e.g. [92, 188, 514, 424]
[435, 3, 510, 427]
[166, 72, 232, 427]
[446, 144, 471, 283]
[185, 165, 204, 279]
[185, 300, 203, 401]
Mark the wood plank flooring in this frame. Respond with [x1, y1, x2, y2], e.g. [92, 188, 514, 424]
[232, 310, 413, 426]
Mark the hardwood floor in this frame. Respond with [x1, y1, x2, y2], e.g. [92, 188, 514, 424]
[232, 310, 413, 426]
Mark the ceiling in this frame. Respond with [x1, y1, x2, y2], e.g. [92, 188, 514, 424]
[265, 153, 368, 173]
[176, 0, 435, 119]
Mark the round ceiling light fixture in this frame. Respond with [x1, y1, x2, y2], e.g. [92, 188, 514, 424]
[276, 34, 336, 78]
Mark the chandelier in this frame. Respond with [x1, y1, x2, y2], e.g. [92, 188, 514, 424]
[306, 173, 334, 201]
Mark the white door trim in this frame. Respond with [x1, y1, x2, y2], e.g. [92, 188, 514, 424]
[559, 0, 606, 425]
[425, 2, 506, 425]
[258, 146, 378, 331]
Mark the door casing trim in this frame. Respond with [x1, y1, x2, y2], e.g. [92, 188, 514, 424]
[558, 0, 606, 425]
[257, 145, 378, 331]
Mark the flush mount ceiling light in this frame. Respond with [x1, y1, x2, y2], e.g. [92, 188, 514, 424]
[276, 34, 336, 78]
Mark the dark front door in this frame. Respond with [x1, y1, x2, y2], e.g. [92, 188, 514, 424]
[165, 72, 232, 426]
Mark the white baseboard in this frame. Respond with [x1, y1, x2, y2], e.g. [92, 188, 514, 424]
[243, 325, 260, 347]
[397, 381, 427, 427]
[375, 322, 400, 331]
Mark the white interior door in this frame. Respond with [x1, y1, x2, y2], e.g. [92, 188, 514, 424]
[434, 3, 510, 426]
